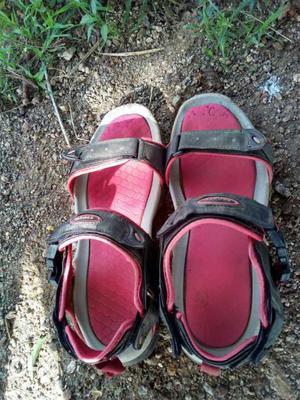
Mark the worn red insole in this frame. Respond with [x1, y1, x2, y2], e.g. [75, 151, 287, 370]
[84, 115, 154, 345]
[179, 104, 256, 348]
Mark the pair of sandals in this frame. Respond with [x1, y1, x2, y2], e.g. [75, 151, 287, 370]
[47, 94, 290, 377]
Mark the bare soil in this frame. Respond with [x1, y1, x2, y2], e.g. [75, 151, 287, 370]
[0, 8, 299, 400]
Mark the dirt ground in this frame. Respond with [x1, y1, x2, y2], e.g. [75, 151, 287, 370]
[0, 8, 299, 400]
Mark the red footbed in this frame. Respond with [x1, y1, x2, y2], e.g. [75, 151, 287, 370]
[172, 104, 260, 351]
[76, 114, 155, 346]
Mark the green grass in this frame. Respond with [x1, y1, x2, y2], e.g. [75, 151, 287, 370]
[186, 0, 287, 60]
[0, 1, 289, 105]
[0, 0, 150, 104]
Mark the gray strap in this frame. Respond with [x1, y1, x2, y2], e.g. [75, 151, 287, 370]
[63, 138, 165, 177]
[167, 129, 272, 164]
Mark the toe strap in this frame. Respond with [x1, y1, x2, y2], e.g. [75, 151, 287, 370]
[158, 193, 290, 283]
[166, 128, 273, 166]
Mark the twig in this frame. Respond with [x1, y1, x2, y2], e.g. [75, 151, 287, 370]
[240, 11, 293, 43]
[1, 105, 24, 114]
[7, 69, 38, 89]
[68, 103, 77, 137]
[69, 40, 103, 76]
[68, 103, 88, 142]
[149, 86, 153, 108]
[44, 67, 71, 147]
[4, 317, 11, 340]
[99, 47, 164, 57]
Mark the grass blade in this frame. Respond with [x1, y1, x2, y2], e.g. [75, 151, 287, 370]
[28, 336, 47, 379]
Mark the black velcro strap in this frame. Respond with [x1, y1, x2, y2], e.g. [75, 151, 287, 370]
[63, 138, 165, 178]
[158, 193, 290, 283]
[46, 210, 154, 295]
[47, 210, 159, 360]
[166, 129, 273, 165]
[158, 193, 274, 241]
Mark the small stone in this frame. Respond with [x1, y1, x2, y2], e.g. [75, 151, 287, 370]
[172, 95, 181, 107]
[93, 71, 100, 80]
[167, 365, 177, 376]
[22, 120, 30, 134]
[5, 311, 16, 320]
[293, 73, 300, 83]
[58, 105, 67, 112]
[286, 334, 297, 344]
[218, 384, 229, 397]
[31, 97, 40, 106]
[164, 73, 173, 86]
[275, 181, 291, 198]
[138, 385, 148, 397]
[90, 389, 102, 398]
[40, 374, 50, 386]
[63, 389, 72, 400]
[66, 360, 76, 374]
[272, 42, 283, 51]
[60, 47, 76, 61]
[203, 383, 214, 396]
[46, 225, 54, 233]
[282, 200, 293, 215]
[154, 26, 162, 33]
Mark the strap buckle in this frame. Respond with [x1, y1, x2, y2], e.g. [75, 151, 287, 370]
[61, 146, 86, 162]
[274, 246, 291, 283]
[46, 243, 63, 286]
[266, 229, 291, 284]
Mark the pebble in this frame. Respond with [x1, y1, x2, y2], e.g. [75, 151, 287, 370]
[172, 95, 181, 107]
[66, 360, 76, 374]
[275, 181, 291, 197]
[293, 73, 300, 83]
[138, 385, 148, 397]
[167, 365, 177, 376]
[203, 383, 214, 396]
[22, 121, 31, 134]
[60, 47, 76, 61]
[63, 389, 72, 400]
[286, 334, 297, 344]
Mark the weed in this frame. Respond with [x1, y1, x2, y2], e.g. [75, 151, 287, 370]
[0, 0, 116, 104]
[0, 0, 164, 105]
[186, 0, 287, 60]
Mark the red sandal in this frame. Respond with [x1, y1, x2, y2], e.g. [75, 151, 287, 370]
[158, 94, 290, 374]
[47, 104, 165, 376]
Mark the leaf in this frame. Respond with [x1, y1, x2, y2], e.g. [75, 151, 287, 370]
[100, 23, 108, 42]
[87, 23, 94, 41]
[80, 14, 95, 26]
[90, 0, 97, 15]
[28, 336, 47, 379]
[34, 64, 46, 83]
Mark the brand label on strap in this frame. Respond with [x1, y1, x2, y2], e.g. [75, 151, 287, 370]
[70, 214, 102, 225]
[198, 196, 240, 206]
